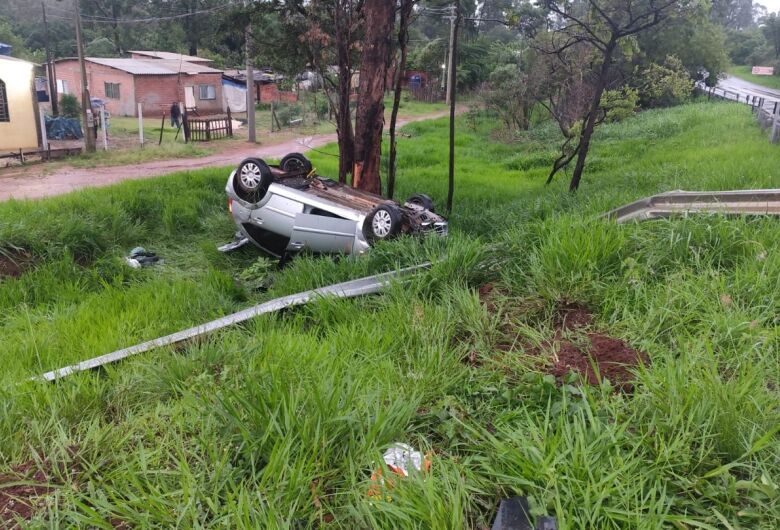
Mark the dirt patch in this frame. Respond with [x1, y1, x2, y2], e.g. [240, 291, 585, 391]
[0, 461, 53, 527]
[549, 333, 649, 391]
[475, 286, 649, 391]
[0, 447, 79, 528]
[0, 250, 32, 278]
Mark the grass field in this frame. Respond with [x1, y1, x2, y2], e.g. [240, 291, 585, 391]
[727, 65, 780, 90]
[1, 101, 779, 528]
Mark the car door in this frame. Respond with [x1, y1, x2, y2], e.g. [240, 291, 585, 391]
[287, 213, 357, 254]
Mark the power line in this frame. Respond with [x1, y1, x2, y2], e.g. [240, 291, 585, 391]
[46, 2, 238, 24]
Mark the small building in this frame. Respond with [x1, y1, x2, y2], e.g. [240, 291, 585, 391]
[128, 50, 214, 67]
[55, 56, 224, 117]
[0, 56, 41, 152]
[222, 69, 295, 109]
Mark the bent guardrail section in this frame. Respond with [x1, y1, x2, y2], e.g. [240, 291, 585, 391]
[38, 263, 430, 382]
[604, 189, 780, 223]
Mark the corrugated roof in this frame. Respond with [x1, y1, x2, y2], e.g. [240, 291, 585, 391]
[85, 57, 222, 75]
[128, 50, 212, 63]
[0, 55, 36, 66]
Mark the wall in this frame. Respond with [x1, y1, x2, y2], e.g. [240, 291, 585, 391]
[55, 59, 137, 117]
[0, 58, 39, 151]
[258, 83, 298, 103]
[134, 72, 224, 116]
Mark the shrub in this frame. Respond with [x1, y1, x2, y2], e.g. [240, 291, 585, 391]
[601, 87, 639, 122]
[59, 94, 81, 118]
[638, 55, 693, 108]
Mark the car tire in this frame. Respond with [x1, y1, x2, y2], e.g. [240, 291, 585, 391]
[363, 204, 402, 243]
[235, 157, 273, 203]
[406, 193, 435, 212]
[280, 152, 313, 174]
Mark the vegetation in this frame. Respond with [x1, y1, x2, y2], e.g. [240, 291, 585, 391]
[1, 101, 780, 527]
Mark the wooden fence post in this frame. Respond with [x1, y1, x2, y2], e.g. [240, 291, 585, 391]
[137, 103, 144, 147]
[771, 103, 780, 144]
[158, 113, 166, 145]
[226, 107, 233, 138]
[182, 107, 190, 143]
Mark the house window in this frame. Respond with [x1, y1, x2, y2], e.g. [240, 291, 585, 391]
[57, 79, 68, 94]
[198, 84, 216, 100]
[0, 79, 8, 122]
[104, 82, 120, 99]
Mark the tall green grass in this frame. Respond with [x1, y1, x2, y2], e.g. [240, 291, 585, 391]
[1, 101, 779, 528]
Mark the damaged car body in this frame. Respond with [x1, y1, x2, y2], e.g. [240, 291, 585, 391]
[222, 153, 448, 258]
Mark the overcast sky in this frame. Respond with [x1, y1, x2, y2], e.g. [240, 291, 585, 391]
[758, 0, 780, 16]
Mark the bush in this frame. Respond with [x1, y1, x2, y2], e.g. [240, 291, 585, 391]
[638, 55, 692, 108]
[601, 87, 639, 122]
[59, 94, 81, 118]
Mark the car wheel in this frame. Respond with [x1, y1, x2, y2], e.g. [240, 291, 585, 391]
[235, 157, 273, 202]
[363, 204, 402, 243]
[406, 193, 435, 212]
[280, 152, 313, 174]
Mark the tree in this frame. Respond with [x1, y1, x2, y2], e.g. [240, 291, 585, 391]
[388, 0, 417, 199]
[762, 13, 780, 58]
[352, 0, 394, 193]
[542, 0, 697, 191]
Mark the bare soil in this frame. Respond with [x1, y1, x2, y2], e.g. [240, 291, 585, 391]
[0, 250, 33, 278]
[477, 285, 649, 390]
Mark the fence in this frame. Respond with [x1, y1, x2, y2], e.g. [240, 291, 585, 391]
[408, 85, 444, 103]
[697, 82, 780, 143]
[183, 108, 234, 142]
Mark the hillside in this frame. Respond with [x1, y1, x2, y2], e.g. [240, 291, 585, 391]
[1, 101, 779, 528]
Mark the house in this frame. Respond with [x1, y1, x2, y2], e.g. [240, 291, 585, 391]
[0, 56, 41, 152]
[222, 69, 296, 111]
[128, 50, 214, 67]
[54, 55, 224, 117]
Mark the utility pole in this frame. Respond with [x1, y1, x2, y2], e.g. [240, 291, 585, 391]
[446, 2, 459, 212]
[245, 24, 256, 143]
[445, 3, 457, 106]
[42, 3, 58, 116]
[74, 0, 95, 153]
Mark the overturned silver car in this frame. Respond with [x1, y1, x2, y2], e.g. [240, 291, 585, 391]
[223, 153, 447, 258]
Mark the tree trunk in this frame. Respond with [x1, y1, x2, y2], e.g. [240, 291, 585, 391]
[334, 3, 354, 184]
[446, 10, 459, 212]
[568, 39, 616, 192]
[387, 0, 415, 200]
[353, 0, 394, 194]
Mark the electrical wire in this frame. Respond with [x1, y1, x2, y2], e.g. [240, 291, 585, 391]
[45, 2, 238, 24]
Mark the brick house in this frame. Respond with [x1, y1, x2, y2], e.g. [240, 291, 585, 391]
[54, 56, 224, 117]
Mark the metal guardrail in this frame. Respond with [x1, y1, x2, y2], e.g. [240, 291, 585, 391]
[37, 263, 430, 382]
[604, 189, 780, 223]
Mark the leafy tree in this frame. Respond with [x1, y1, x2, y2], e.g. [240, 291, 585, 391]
[483, 64, 531, 129]
[762, 12, 780, 58]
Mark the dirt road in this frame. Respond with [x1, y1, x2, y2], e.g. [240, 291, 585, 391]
[0, 110, 455, 202]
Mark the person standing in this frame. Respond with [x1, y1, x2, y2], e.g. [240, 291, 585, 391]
[170, 102, 181, 128]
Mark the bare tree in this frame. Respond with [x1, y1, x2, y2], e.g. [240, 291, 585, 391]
[543, 0, 693, 191]
[353, 0, 395, 194]
[387, 0, 417, 199]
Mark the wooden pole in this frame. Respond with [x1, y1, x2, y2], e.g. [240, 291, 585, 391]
[137, 103, 144, 146]
[771, 103, 780, 144]
[159, 113, 165, 145]
[245, 24, 256, 143]
[100, 106, 108, 150]
[42, 3, 58, 116]
[74, 0, 95, 153]
[445, 4, 457, 106]
[446, 5, 459, 213]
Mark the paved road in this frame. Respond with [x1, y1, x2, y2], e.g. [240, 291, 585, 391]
[0, 110, 456, 202]
[716, 74, 780, 111]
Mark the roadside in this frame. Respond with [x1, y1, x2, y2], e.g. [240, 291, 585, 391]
[726, 65, 780, 92]
[0, 108, 461, 201]
[718, 71, 780, 102]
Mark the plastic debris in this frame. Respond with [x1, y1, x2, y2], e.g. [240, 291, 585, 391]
[367, 443, 431, 500]
[125, 247, 162, 268]
[45, 116, 84, 140]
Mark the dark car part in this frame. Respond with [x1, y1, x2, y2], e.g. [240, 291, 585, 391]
[280, 152, 313, 174]
[407, 193, 435, 212]
[491, 497, 557, 530]
[235, 157, 273, 202]
[363, 203, 402, 243]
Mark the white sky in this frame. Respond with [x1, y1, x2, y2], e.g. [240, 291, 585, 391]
[758, 0, 780, 15]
